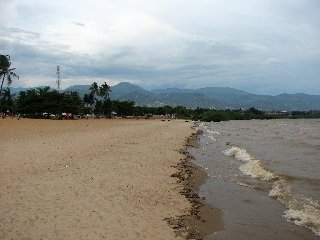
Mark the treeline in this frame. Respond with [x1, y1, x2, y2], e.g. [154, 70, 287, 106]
[174, 107, 320, 121]
[1, 56, 320, 121]
[1, 84, 320, 121]
[0, 85, 138, 118]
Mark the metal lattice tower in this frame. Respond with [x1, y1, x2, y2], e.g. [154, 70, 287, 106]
[56, 66, 61, 91]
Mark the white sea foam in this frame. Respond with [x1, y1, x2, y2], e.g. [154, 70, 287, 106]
[223, 146, 277, 181]
[208, 135, 218, 142]
[269, 180, 320, 236]
[235, 181, 255, 189]
[206, 129, 221, 135]
[225, 146, 320, 235]
[225, 146, 320, 234]
[239, 160, 277, 181]
[269, 180, 293, 204]
[201, 126, 223, 143]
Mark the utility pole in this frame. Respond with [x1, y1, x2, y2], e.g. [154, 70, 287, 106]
[56, 66, 61, 91]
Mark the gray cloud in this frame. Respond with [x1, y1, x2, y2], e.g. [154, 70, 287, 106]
[0, 0, 319, 94]
[73, 22, 85, 27]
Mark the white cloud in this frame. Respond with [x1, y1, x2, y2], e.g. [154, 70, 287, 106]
[0, 0, 319, 94]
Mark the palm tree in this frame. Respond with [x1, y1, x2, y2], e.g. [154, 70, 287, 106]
[99, 82, 111, 100]
[0, 55, 19, 97]
[89, 82, 99, 96]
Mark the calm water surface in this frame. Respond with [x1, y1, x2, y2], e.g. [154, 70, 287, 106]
[190, 119, 320, 239]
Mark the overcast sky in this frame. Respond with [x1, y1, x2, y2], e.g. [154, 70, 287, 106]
[0, 0, 319, 94]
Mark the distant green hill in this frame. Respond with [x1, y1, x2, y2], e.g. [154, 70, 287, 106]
[10, 83, 320, 111]
[63, 85, 90, 97]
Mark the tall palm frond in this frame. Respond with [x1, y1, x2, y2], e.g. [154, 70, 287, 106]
[89, 82, 99, 95]
[99, 82, 111, 99]
[0, 55, 19, 97]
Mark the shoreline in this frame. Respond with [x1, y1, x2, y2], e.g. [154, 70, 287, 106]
[167, 128, 224, 239]
[189, 120, 320, 239]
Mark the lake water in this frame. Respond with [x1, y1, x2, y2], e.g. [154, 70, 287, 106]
[190, 119, 320, 239]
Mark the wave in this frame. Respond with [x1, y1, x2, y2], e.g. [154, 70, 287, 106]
[223, 146, 320, 236]
[200, 124, 222, 143]
[269, 180, 320, 236]
[223, 146, 277, 181]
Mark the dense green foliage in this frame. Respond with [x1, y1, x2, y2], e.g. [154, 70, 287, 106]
[15, 87, 83, 115]
[290, 110, 320, 119]
[0, 88, 14, 113]
[1, 85, 319, 120]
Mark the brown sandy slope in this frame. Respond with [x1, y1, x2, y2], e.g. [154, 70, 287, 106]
[0, 119, 194, 240]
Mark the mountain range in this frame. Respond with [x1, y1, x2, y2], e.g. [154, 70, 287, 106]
[10, 82, 320, 111]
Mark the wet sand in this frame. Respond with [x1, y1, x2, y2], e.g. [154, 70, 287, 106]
[166, 131, 224, 239]
[0, 118, 199, 240]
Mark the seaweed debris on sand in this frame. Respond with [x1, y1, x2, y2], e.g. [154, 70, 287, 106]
[166, 130, 224, 240]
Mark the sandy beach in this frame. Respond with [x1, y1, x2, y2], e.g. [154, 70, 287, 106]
[0, 118, 195, 240]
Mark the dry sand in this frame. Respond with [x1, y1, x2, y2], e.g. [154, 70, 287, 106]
[0, 118, 194, 240]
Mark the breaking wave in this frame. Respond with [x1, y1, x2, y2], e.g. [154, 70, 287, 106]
[223, 146, 277, 181]
[269, 180, 320, 236]
[223, 146, 320, 236]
